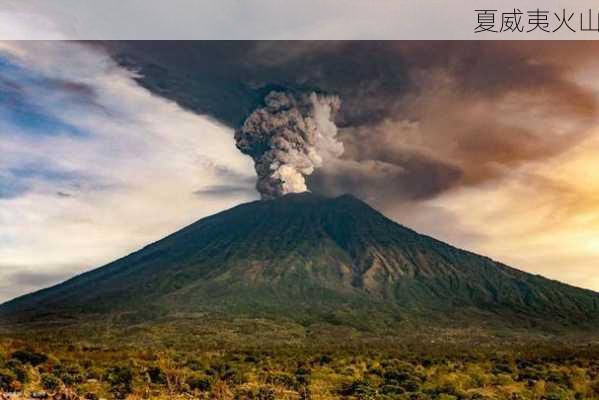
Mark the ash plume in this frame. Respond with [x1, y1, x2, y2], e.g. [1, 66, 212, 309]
[235, 91, 343, 199]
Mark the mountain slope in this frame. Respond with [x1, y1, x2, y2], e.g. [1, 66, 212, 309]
[1, 193, 598, 332]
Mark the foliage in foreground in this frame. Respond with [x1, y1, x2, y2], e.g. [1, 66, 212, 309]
[0, 334, 599, 399]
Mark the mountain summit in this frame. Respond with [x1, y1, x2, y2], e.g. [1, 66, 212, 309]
[1, 193, 598, 332]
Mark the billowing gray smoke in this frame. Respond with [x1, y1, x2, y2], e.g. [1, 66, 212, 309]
[235, 91, 343, 199]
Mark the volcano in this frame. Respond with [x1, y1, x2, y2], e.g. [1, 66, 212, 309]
[1, 193, 598, 333]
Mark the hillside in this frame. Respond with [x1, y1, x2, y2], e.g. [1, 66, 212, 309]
[1, 193, 598, 333]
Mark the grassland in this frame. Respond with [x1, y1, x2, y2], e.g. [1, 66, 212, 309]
[1, 320, 598, 400]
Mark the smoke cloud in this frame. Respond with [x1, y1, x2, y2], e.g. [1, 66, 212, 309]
[105, 41, 598, 207]
[234, 91, 342, 199]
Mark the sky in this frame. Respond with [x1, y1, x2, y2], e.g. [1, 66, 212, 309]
[0, 41, 257, 301]
[1, 38, 599, 301]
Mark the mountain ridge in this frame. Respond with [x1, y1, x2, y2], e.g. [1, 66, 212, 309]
[2, 192, 598, 333]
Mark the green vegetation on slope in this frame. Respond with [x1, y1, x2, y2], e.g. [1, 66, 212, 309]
[1, 193, 598, 334]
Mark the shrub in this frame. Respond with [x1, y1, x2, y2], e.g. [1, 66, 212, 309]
[518, 367, 544, 381]
[186, 359, 204, 371]
[266, 371, 295, 389]
[244, 355, 258, 363]
[61, 372, 84, 386]
[317, 354, 333, 365]
[492, 363, 513, 374]
[41, 373, 61, 391]
[546, 370, 571, 387]
[85, 367, 102, 380]
[234, 387, 256, 399]
[187, 373, 212, 392]
[104, 366, 133, 398]
[147, 366, 166, 384]
[50, 363, 84, 386]
[207, 362, 243, 384]
[11, 349, 47, 366]
[5, 359, 28, 383]
[340, 379, 376, 396]
[383, 369, 412, 383]
[0, 368, 16, 391]
[438, 395, 458, 400]
[401, 379, 421, 392]
[256, 386, 276, 400]
[381, 384, 405, 395]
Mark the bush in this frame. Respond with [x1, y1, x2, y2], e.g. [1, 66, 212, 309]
[244, 355, 258, 363]
[41, 373, 61, 391]
[340, 379, 376, 396]
[317, 354, 333, 365]
[256, 386, 276, 400]
[207, 362, 243, 384]
[52, 363, 84, 386]
[401, 378, 421, 392]
[5, 359, 28, 383]
[0, 368, 16, 391]
[61, 372, 84, 386]
[381, 384, 405, 395]
[147, 366, 166, 384]
[85, 367, 102, 380]
[187, 373, 212, 392]
[383, 369, 412, 383]
[186, 359, 204, 371]
[544, 394, 565, 400]
[546, 370, 571, 387]
[105, 366, 133, 398]
[266, 371, 295, 389]
[492, 363, 514, 374]
[518, 367, 544, 381]
[11, 349, 47, 366]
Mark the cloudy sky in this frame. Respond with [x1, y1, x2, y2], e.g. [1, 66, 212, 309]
[0, 41, 258, 301]
[1, 39, 599, 302]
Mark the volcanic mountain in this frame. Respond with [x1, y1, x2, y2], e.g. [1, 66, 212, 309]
[1, 193, 598, 333]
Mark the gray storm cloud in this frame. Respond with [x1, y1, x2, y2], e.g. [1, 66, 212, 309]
[108, 42, 599, 206]
[234, 91, 343, 199]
